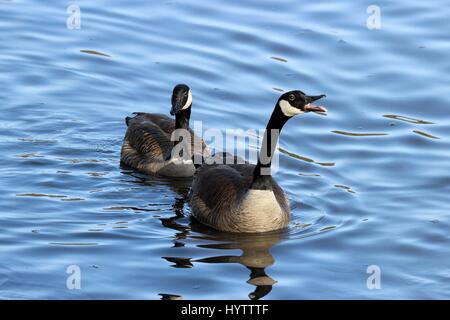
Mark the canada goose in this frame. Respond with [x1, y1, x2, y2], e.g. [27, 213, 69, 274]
[120, 84, 209, 177]
[190, 90, 327, 233]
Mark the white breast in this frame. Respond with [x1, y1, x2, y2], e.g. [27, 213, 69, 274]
[237, 190, 288, 232]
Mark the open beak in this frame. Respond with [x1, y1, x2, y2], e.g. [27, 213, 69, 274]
[170, 100, 182, 116]
[304, 94, 327, 113]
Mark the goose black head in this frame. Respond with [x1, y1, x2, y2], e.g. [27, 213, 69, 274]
[277, 90, 327, 117]
[170, 84, 192, 116]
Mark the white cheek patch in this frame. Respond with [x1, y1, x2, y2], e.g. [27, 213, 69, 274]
[279, 100, 304, 117]
[182, 90, 192, 110]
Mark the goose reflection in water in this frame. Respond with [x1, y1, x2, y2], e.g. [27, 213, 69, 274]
[120, 170, 284, 300]
[160, 185, 284, 300]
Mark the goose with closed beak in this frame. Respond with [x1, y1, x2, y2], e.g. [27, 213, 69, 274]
[121, 84, 209, 177]
[189, 90, 327, 233]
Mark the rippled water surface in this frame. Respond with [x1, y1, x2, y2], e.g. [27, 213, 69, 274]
[1, 0, 450, 299]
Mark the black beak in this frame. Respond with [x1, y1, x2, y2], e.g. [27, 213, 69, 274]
[306, 94, 326, 104]
[170, 100, 183, 116]
[304, 94, 327, 113]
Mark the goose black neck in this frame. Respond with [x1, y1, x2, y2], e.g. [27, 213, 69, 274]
[251, 104, 289, 190]
[168, 106, 192, 160]
[175, 107, 191, 131]
[174, 107, 191, 148]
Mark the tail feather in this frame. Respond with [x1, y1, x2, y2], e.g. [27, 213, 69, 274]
[125, 112, 141, 126]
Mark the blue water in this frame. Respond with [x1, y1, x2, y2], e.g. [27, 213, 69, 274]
[1, 0, 449, 299]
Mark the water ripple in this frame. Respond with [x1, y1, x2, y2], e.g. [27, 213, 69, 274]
[0, 0, 449, 300]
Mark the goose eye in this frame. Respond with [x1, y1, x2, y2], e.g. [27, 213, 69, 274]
[289, 94, 295, 101]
